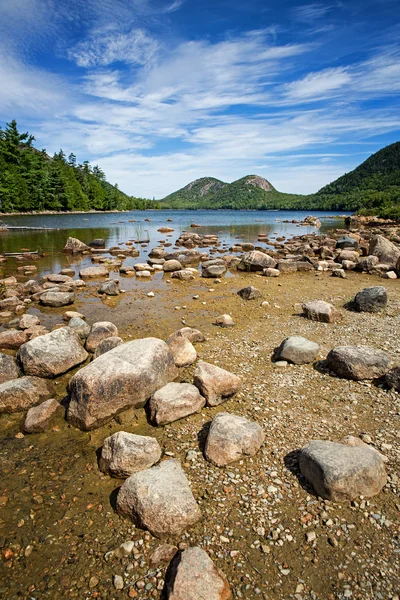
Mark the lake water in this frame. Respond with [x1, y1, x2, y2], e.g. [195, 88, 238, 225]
[0, 209, 350, 281]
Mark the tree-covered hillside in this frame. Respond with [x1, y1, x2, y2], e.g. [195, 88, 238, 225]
[311, 141, 400, 217]
[0, 120, 153, 213]
[160, 174, 306, 209]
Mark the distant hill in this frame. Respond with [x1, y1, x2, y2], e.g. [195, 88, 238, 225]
[160, 174, 306, 209]
[0, 120, 152, 213]
[311, 141, 400, 217]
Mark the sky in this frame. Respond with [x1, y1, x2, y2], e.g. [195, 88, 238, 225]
[0, 0, 399, 198]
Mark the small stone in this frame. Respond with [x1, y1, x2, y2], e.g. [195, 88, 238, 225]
[99, 431, 162, 477]
[149, 382, 205, 425]
[150, 544, 178, 566]
[237, 286, 262, 300]
[205, 412, 265, 467]
[306, 531, 316, 543]
[113, 575, 124, 590]
[89, 576, 99, 588]
[215, 314, 235, 327]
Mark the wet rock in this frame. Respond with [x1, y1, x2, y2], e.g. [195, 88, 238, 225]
[205, 412, 264, 467]
[164, 260, 183, 272]
[386, 366, 400, 392]
[299, 440, 387, 501]
[63, 310, 84, 321]
[18, 314, 40, 329]
[302, 300, 338, 323]
[39, 291, 75, 307]
[0, 376, 54, 414]
[336, 235, 358, 250]
[18, 327, 88, 377]
[68, 338, 177, 430]
[215, 314, 235, 327]
[171, 269, 195, 281]
[369, 234, 400, 268]
[59, 268, 75, 276]
[167, 336, 197, 367]
[275, 335, 319, 365]
[79, 266, 109, 278]
[237, 250, 276, 272]
[193, 361, 241, 406]
[85, 321, 119, 353]
[63, 237, 90, 254]
[23, 398, 61, 433]
[149, 382, 205, 425]
[43, 273, 73, 284]
[167, 327, 205, 345]
[237, 286, 262, 300]
[93, 336, 123, 359]
[353, 286, 388, 313]
[326, 346, 391, 380]
[98, 279, 120, 296]
[68, 317, 91, 339]
[136, 269, 152, 277]
[116, 459, 201, 537]
[88, 238, 105, 248]
[0, 329, 30, 350]
[99, 431, 162, 477]
[150, 544, 178, 566]
[0, 353, 20, 384]
[263, 267, 280, 277]
[164, 546, 232, 600]
[135, 263, 155, 272]
[202, 263, 227, 278]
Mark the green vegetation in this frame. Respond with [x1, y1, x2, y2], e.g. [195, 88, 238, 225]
[0, 120, 154, 213]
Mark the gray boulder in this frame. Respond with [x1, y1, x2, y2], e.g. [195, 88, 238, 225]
[116, 459, 201, 537]
[302, 300, 338, 323]
[85, 321, 118, 353]
[0, 353, 20, 384]
[353, 286, 388, 313]
[164, 547, 232, 600]
[193, 361, 241, 406]
[98, 279, 120, 296]
[202, 264, 227, 278]
[23, 398, 61, 433]
[39, 291, 75, 307]
[67, 338, 177, 430]
[237, 286, 262, 300]
[275, 335, 319, 365]
[299, 440, 387, 501]
[386, 366, 400, 392]
[171, 269, 195, 281]
[99, 431, 162, 478]
[215, 314, 235, 327]
[369, 234, 400, 268]
[163, 260, 183, 272]
[0, 376, 54, 414]
[18, 328, 88, 378]
[149, 382, 205, 425]
[326, 346, 391, 380]
[237, 250, 276, 271]
[68, 317, 91, 339]
[93, 336, 123, 359]
[205, 412, 264, 467]
[336, 236, 358, 250]
[356, 255, 379, 273]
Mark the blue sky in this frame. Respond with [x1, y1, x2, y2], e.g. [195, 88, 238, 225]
[0, 0, 399, 198]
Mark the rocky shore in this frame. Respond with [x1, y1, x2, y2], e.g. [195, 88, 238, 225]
[0, 218, 399, 599]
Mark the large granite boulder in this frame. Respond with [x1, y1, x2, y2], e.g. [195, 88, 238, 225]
[164, 547, 232, 600]
[85, 321, 118, 353]
[369, 234, 400, 268]
[99, 432, 162, 478]
[237, 251, 276, 272]
[353, 286, 388, 313]
[275, 335, 319, 364]
[302, 300, 338, 323]
[0, 353, 20, 384]
[116, 459, 201, 538]
[0, 376, 54, 414]
[205, 412, 264, 467]
[193, 361, 241, 406]
[18, 328, 88, 378]
[326, 346, 391, 380]
[63, 237, 90, 254]
[149, 383, 205, 425]
[67, 338, 177, 430]
[39, 291, 75, 307]
[299, 440, 387, 501]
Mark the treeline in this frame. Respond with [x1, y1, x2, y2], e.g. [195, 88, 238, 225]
[0, 120, 154, 213]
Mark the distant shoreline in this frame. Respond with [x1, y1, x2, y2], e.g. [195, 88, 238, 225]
[0, 208, 351, 217]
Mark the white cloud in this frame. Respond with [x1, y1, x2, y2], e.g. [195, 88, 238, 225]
[292, 3, 333, 23]
[283, 67, 351, 101]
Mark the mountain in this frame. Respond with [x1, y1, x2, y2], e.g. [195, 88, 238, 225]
[0, 120, 153, 213]
[311, 141, 400, 217]
[160, 174, 305, 209]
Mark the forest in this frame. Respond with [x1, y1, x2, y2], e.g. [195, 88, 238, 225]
[0, 120, 154, 213]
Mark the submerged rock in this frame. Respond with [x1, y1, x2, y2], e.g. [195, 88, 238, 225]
[0, 376, 54, 414]
[116, 459, 201, 538]
[326, 346, 391, 380]
[18, 328, 88, 378]
[98, 279, 120, 296]
[299, 440, 387, 501]
[205, 412, 264, 467]
[164, 546, 232, 600]
[99, 431, 162, 478]
[193, 361, 241, 406]
[23, 398, 61, 433]
[149, 382, 205, 425]
[80, 266, 109, 279]
[39, 291, 75, 307]
[67, 338, 177, 430]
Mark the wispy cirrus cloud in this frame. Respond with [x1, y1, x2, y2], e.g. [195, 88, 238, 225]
[292, 3, 334, 23]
